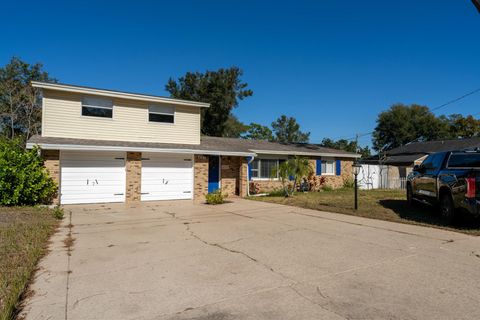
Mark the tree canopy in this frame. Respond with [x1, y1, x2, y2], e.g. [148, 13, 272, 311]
[243, 122, 274, 141]
[165, 67, 253, 137]
[222, 115, 249, 138]
[373, 104, 480, 152]
[0, 57, 55, 140]
[271, 115, 310, 143]
[372, 104, 446, 151]
[320, 138, 371, 158]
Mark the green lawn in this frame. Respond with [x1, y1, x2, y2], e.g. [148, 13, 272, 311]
[0, 207, 59, 320]
[249, 189, 480, 235]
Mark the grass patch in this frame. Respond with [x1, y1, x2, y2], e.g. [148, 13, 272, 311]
[0, 207, 59, 320]
[249, 189, 480, 235]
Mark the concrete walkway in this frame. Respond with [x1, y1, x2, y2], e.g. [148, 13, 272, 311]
[21, 199, 480, 320]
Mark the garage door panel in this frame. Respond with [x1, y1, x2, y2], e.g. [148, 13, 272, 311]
[60, 151, 126, 204]
[141, 153, 193, 201]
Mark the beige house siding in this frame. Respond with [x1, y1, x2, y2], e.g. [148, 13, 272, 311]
[42, 89, 201, 144]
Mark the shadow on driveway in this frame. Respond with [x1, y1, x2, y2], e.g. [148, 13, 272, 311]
[379, 199, 480, 232]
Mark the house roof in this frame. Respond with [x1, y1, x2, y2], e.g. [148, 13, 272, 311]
[27, 135, 360, 158]
[386, 137, 480, 156]
[31, 81, 210, 108]
[365, 137, 480, 166]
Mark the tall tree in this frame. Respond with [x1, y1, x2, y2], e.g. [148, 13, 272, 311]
[244, 122, 274, 140]
[165, 67, 253, 136]
[0, 57, 55, 140]
[372, 104, 445, 151]
[271, 115, 310, 143]
[222, 115, 248, 138]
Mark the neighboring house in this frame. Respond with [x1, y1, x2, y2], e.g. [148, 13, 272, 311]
[361, 137, 480, 189]
[27, 81, 359, 205]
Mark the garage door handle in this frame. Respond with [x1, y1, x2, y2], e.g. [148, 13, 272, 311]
[141, 192, 149, 195]
[114, 193, 124, 196]
[183, 191, 191, 193]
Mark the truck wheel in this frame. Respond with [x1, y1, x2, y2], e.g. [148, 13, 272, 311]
[407, 185, 414, 206]
[439, 193, 455, 225]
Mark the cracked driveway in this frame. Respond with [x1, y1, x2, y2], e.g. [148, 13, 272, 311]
[22, 199, 480, 320]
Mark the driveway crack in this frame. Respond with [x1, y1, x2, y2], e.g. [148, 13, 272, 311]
[184, 222, 295, 282]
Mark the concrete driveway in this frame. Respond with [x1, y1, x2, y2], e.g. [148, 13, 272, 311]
[22, 199, 480, 320]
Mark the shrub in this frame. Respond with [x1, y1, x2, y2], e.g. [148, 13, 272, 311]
[322, 185, 334, 192]
[205, 189, 226, 205]
[249, 181, 260, 195]
[0, 138, 57, 206]
[343, 177, 355, 189]
[52, 206, 64, 220]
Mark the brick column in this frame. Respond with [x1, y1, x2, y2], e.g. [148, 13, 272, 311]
[42, 150, 60, 205]
[194, 155, 209, 202]
[126, 152, 142, 203]
[239, 157, 248, 197]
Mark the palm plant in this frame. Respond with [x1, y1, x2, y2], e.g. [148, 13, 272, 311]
[272, 156, 313, 197]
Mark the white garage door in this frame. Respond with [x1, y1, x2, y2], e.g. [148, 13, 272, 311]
[141, 153, 193, 201]
[60, 151, 126, 204]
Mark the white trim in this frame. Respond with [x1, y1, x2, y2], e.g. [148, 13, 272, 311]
[250, 149, 360, 159]
[27, 142, 255, 157]
[31, 81, 210, 108]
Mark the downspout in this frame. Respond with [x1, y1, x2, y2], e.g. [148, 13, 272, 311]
[246, 155, 255, 196]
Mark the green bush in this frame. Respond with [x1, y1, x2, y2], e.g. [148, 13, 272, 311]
[343, 177, 355, 189]
[322, 185, 334, 192]
[0, 138, 57, 206]
[205, 189, 226, 205]
[52, 206, 64, 220]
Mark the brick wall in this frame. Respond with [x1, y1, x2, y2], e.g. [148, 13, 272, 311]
[194, 155, 209, 201]
[250, 158, 355, 193]
[238, 157, 248, 197]
[220, 156, 241, 196]
[42, 150, 60, 205]
[126, 152, 142, 202]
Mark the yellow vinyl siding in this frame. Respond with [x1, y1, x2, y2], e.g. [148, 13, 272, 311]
[42, 90, 201, 144]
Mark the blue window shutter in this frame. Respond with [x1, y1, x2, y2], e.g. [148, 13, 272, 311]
[335, 160, 341, 176]
[248, 157, 252, 181]
[316, 159, 322, 175]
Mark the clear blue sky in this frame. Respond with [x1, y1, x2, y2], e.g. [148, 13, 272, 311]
[2, 1, 479, 147]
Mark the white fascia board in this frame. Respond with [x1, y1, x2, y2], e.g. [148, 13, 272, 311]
[27, 142, 254, 157]
[31, 81, 210, 108]
[251, 149, 361, 158]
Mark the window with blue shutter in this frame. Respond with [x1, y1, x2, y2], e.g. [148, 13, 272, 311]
[335, 160, 341, 176]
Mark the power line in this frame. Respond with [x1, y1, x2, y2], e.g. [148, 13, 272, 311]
[431, 87, 480, 111]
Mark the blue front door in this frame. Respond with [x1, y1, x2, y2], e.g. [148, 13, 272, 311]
[208, 156, 220, 192]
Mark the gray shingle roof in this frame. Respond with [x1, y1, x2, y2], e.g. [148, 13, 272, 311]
[364, 137, 480, 166]
[27, 135, 359, 158]
[387, 138, 480, 156]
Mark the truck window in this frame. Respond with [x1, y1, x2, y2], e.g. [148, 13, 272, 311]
[422, 153, 444, 174]
[447, 153, 480, 168]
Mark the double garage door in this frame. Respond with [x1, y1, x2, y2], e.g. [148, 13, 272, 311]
[60, 151, 193, 204]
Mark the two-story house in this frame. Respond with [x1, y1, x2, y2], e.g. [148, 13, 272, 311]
[27, 81, 359, 205]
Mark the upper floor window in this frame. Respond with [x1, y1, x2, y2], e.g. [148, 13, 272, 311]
[82, 96, 113, 118]
[149, 105, 174, 123]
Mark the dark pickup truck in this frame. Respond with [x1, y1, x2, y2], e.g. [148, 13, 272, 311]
[406, 149, 480, 223]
